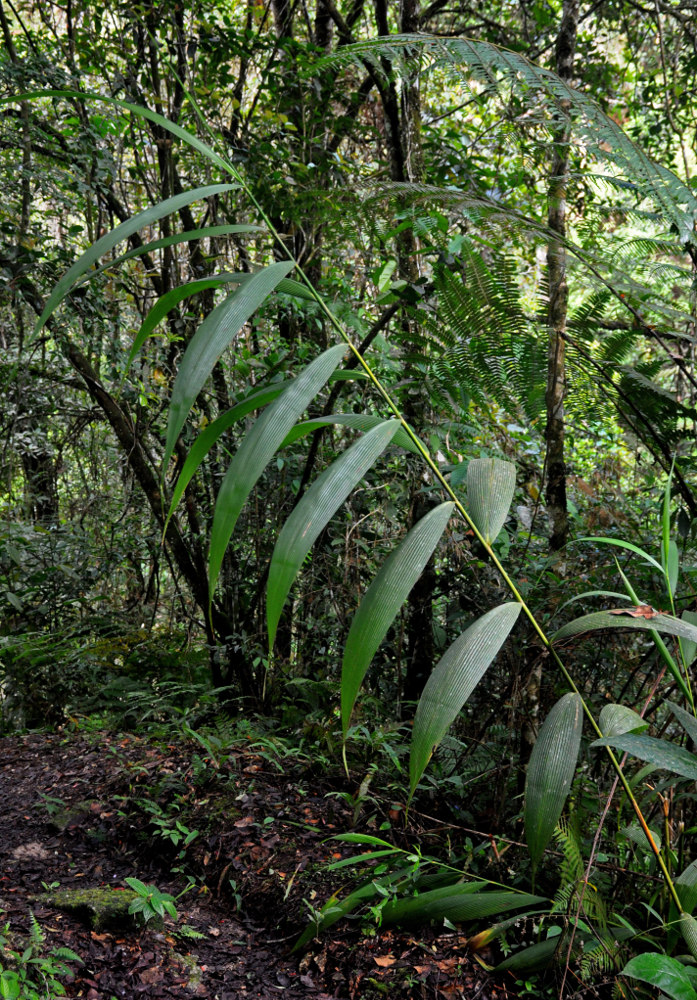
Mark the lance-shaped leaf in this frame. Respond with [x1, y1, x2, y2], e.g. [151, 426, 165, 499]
[380, 886, 546, 926]
[466, 458, 516, 544]
[164, 382, 289, 533]
[591, 733, 697, 780]
[280, 414, 419, 454]
[35, 183, 238, 335]
[267, 421, 400, 650]
[669, 701, 697, 747]
[525, 693, 583, 867]
[598, 703, 648, 737]
[676, 859, 697, 914]
[341, 502, 454, 737]
[208, 344, 346, 600]
[552, 610, 697, 645]
[409, 602, 522, 795]
[164, 260, 295, 469]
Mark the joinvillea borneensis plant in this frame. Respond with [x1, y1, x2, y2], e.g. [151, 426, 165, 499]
[8, 34, 697, 955]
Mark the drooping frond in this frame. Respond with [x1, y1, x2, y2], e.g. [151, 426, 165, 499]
[322, 35, 697, 244]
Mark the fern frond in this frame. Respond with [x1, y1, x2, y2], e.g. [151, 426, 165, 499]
[28, 911, 45, 948]
[323, 35, 697, 243]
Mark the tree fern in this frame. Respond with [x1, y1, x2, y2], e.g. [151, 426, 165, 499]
[325, 35, 697, 245]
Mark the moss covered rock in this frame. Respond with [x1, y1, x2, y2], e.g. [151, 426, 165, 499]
[38, 887, 144, 930]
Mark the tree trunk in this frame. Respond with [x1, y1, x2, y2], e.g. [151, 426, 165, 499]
[545, 0, 578, 560]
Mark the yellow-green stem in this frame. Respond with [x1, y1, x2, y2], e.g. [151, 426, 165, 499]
[182, 84, 685, 914]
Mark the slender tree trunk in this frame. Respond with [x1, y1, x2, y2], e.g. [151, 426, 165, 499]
[373, 0, 436, 710]
[522, 0, 580, 759]
[545, 0, 579, 560]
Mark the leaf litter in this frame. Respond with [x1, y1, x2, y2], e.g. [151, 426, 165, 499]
[0, 730, 518, 998]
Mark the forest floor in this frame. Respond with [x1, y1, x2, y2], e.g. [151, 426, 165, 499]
[0, 729, 524, 999]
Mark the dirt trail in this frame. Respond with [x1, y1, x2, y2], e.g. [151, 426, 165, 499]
[0, 732, 504, 999]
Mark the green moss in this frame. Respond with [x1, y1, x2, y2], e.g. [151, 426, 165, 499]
[47, 800, 94, 833]
[173, 952, 204, 991]
[38, 887, 144, 930]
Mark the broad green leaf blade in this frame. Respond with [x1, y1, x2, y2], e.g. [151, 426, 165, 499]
[680, 611, 697, 668]
[466, 458, 516, 544]
[669, 701, 697, 747]
[598, 703, 648, 737]
[552, 610, 697, 645]
[409, 602, 522, 795]
[576, 536, 663, 574]
[281, 414, 420, 454]
[36, 183, 238, 336]
[164, 382, 288, 531]
[126, 275, 238, 373]
[623, 953, 697, 1000]
[525, 693, 583, 867]
[267, 421, 400, 649]
[164, 260, 295, 469]
[591, 733, 697, 779]
[341, 502, 455, 737]
[208, 344, 346, 599]
[380, 887, 546, 926]
[676, 859, 697, 914]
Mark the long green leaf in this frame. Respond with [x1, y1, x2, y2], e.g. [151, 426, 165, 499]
[552, 609, 697, 645]
[409, 602, 521, 795]
[164, 260, 295, 469]
[89, 225, 259, 286]
[35, 183, 238, 336]
[164, 383, 289, 532]
[590, 733, 697, 780]
[267, 421, 400, 650]
[208, 344, 346, 599]
[466, 458, 516, 543]
[6, 89, 233, 172]
[280, 414, 420, 454]
[525, 692, 584, 867]
[680, 611, 697, 668]
[380, 886, 546, 925]
[341, 502, 455, 737]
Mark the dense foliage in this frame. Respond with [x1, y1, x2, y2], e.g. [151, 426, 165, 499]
[3, 0, 697, 992]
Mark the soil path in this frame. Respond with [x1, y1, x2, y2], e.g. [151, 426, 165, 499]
[0, 731, 510, 999]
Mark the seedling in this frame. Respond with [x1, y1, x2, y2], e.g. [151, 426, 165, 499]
[124, 878, 177, 924]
